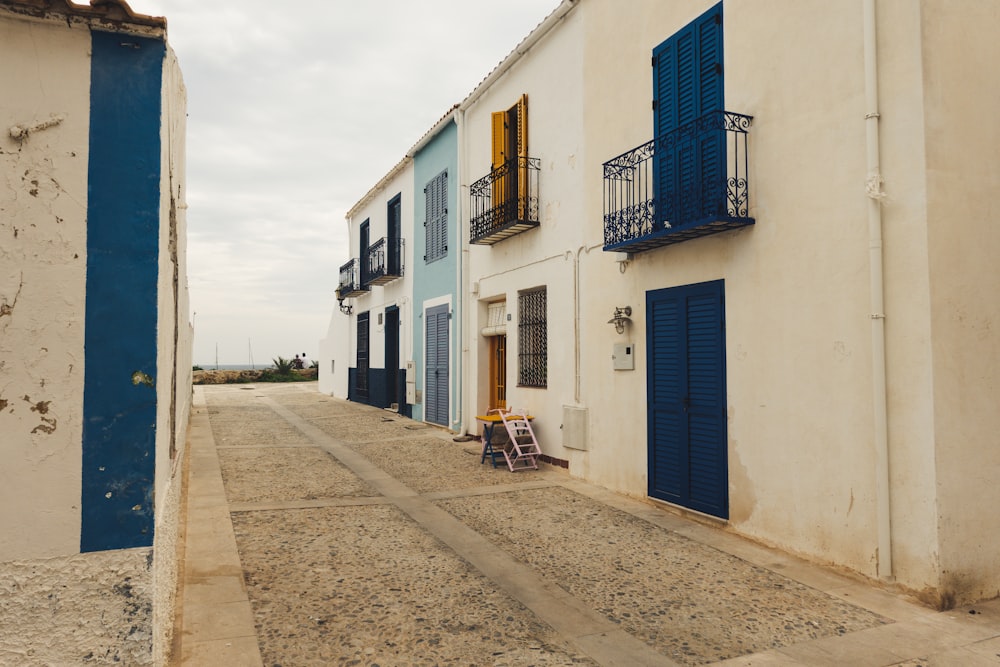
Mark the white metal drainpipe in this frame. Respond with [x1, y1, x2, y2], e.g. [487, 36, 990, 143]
[454, 108, 467, 435]
[864, 0, 893, 580]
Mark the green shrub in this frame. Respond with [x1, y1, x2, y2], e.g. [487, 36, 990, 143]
[271, 356, 295, 375]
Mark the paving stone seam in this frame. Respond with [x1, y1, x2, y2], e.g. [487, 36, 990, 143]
[229, 497, 391, 512]
[216, 443, 317, 449]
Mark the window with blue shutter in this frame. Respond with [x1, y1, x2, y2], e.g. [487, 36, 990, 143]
[424, 169, 448, 263]
[653, 2, 724, 226]
[387, 194, 402, 276]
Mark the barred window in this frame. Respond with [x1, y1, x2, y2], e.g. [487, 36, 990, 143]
[518, 287, 547, 387]
[424, 170, 448, 263]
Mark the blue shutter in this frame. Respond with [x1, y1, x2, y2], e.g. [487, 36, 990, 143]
[424, 170, 448, 263]
[359, 220, 370, 285]
[425, 304, 449, 425]
[648, 295, 684, 502]
[684, 291, 726, 516]
[387, 195, 401, 275]
[653, 3, 724, 226]
[647, 280, 728, 519]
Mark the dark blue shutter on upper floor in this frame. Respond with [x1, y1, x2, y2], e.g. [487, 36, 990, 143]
[653, 2, 724, 227]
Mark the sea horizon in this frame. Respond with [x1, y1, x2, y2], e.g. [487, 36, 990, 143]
[194, 363, 267, 371]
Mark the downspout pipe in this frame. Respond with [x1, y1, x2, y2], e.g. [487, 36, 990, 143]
[863, 0, 892, 580]
[455, 108, 467, 434]
[455, 105, 477, 435]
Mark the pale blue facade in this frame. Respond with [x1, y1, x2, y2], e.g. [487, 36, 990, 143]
[410, 120, 459, 425]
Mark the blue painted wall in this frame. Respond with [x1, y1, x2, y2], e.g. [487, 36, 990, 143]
[411, 121, 459, 424]
[81, 30, 164, 552]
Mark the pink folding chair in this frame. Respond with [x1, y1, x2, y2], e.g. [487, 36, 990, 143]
[499, 407, 540, 472]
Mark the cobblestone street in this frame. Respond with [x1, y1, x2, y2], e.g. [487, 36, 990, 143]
[175, 384, 1000, 666]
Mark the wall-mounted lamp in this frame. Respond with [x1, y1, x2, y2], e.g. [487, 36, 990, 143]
[338, 298, 353, 315]
[608, 306, 632, 334]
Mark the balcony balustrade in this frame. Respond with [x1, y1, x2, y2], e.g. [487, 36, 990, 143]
[336, 257, 369, 299]
[470, 156, 540, 245]
[364, 237, 404, 286]
[603, 110, 754, 253]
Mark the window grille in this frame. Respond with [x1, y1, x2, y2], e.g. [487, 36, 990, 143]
[356, 312, 369, 398]
[518, 288, 547, 387]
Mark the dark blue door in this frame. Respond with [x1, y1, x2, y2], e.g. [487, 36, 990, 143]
[647, 280, 728, 518]
[385, 306, 400, 409]
[425, 304, 449, 426]
[653, 2, 724, 225]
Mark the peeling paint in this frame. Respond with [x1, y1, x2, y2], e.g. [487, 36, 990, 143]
[31, 416, 57, 435]
[131, 371, 154, 388]
[8, 114, 66, 141]
[0, 272, 24, 323]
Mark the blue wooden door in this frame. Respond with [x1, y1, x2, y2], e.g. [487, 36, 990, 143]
[425, 304, 449, 426]
[647, 280, 728, 518]
[653, 2, 724, 225]
[385, 306, 399, 409]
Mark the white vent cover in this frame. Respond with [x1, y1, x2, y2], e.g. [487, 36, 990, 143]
[562, 405, 588, 451]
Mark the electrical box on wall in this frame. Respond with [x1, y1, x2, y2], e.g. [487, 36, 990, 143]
[405, 361, 416, 404]
[613, 342, 635, 370]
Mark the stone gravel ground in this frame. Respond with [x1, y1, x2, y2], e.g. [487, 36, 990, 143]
[232, 505, 595, 666]
[437, 487, 883, 664]
[200, 384, 895, 666]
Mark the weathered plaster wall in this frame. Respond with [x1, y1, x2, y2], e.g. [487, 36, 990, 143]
[152, 43, 191, 664]
[318, 311, 350, 397]
[572, 0, 1000, 602]
[0, 548, 154, 665]
[0, 11, 92, 561]
[1, 6, 192, 661]
[920, 0, 1000, 604]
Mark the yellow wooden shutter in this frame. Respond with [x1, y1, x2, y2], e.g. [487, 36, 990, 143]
[515, 93, 528, 159]
[491, 111, 506, 170]
[515, 94, 528, 219]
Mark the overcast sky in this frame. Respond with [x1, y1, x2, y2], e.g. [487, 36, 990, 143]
[129, 0, 560, 367]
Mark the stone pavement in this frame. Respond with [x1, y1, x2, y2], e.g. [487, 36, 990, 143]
[173, 383, 1000, 666]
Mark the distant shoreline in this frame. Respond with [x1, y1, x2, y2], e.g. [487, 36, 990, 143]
[193, 367, 317, 385]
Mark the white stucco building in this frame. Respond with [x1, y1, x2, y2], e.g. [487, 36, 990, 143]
[324, 0, 1000, 608]
[327, 158, 416, 413]
[322, 109, 465, 428]
[0, 1, 191, 662]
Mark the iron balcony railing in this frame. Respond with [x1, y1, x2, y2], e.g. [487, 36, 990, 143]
[336, 257, 369, 299]
[364, 237, 404, 286]
[603, 110, 754, 253]
[470, 155, 541, 245]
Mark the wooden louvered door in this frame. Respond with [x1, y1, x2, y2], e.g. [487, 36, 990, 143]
[425, 304, 449, 426]
[647, 280, 728, 519]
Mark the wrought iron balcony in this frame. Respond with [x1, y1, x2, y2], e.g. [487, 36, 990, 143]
[364, 237, 404, 286]
[470, 156, 540, 245]
[603, 111, 754, 254]
[336, 258, 369, 299]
